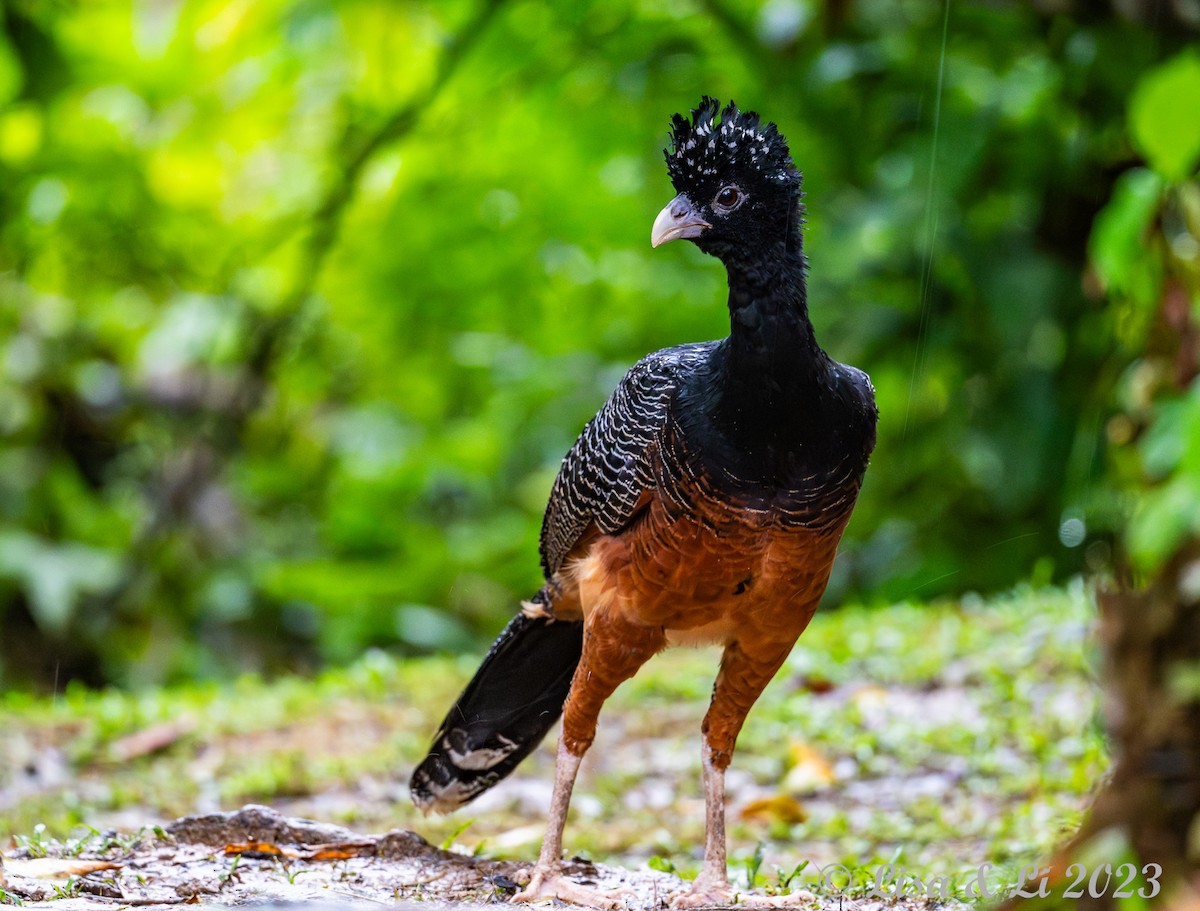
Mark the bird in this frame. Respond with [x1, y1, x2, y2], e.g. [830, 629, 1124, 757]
[410, 98, 878, 909]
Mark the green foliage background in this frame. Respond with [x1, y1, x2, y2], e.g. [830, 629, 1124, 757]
[0, 0, 1196, 687]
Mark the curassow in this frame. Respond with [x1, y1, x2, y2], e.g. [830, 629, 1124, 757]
[411, 98, 878, 908]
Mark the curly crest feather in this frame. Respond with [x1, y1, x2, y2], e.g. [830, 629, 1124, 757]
[664, 97, 800, 193]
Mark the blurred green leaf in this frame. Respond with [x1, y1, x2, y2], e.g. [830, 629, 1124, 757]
[1127, 475, 1200, 571]
[0, 0, 1196, 685]
[0, 36, 21, 106]
[1130, 51, 1200, 182]
[1089, 167, 1163, 304]
[0, 531, 122, 636]
[1128, 379, 1200, 571]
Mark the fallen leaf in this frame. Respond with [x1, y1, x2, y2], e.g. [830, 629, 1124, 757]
[488, 823, 546, 850]
[739, 794, 808, 824]
[783, 742, 835, 792]
[851, 684, 890, 711]
[223, 840, 380, 862]
[306, 842, 376, 861]
[2, 857, 121, 880]
[794, 674, 836, 694]
[224, 841, 296, 858]
[107, 718, 196, 762]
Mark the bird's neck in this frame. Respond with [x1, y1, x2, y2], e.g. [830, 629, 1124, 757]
[715, 243, 827, 429]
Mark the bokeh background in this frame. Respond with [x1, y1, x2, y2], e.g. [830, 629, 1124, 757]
[1, 0, 1197, 689]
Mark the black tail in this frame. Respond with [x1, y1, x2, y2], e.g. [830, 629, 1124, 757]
[410, 611, 584, 813]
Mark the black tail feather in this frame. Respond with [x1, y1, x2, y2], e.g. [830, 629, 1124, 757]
[410, 611, 583, 813]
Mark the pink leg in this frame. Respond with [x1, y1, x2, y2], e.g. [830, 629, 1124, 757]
[673, 640, 794, 909]
[514, 614, 664, 909]
[513, 740, 630, 909]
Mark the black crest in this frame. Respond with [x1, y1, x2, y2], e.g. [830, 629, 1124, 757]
[665, 97, 800, 193]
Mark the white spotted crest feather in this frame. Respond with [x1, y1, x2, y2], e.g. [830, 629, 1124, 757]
[665, 97, 800, 192]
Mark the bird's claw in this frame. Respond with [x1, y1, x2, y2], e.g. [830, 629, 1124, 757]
[670, 881, 735, 908]
[513, 866, 634, 909]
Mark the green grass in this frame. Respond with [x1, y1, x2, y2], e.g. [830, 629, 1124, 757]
[1, 583, 1106, 901]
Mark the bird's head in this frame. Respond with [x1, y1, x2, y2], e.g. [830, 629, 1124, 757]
[651, 98, 803, 261]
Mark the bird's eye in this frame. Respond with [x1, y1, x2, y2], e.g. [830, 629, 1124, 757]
[714, 186, 742, 210]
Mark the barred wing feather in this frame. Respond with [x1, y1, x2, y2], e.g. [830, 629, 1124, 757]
[538, 343, 713, 577]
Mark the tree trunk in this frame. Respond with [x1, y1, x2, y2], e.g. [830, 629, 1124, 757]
[1009, 544, 1200, 907]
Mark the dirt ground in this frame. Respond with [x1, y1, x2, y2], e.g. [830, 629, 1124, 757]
[1, 805, 951, 911]
[3, 592, 1102, 910]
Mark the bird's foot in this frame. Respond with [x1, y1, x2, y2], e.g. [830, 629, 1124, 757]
[513, 866, 634, 909]
[670, 876, 734, 909]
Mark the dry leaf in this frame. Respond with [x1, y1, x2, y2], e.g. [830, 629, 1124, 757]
[795, 674, 836, 694]
[851, 684, 890, 711]
[739, 794, 808, 824]
[107, 719, 196, 762]
[489, 823, 546, 850]
[224, 841, 296, 858]
[306, 842, 376, 861]
[223, 840, 378, 862]
[782, 741, 835, 792]
[2, 857, 121, 881]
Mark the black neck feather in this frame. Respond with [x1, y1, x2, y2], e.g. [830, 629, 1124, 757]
[712, 236, 829, 441]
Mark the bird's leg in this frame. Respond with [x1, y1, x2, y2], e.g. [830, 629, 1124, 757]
[538, 740, 580, 873]
[514, 612, 664, 909]
[672, 639, 795, 910]
[689, 739, 729, 896]
[515, 739, 611, 907]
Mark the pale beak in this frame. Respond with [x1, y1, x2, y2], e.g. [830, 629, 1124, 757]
[651, 194, 712, 247]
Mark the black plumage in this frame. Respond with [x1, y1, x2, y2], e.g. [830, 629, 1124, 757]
[539, 344, 711, 577]
[409, 612, 582, 811]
